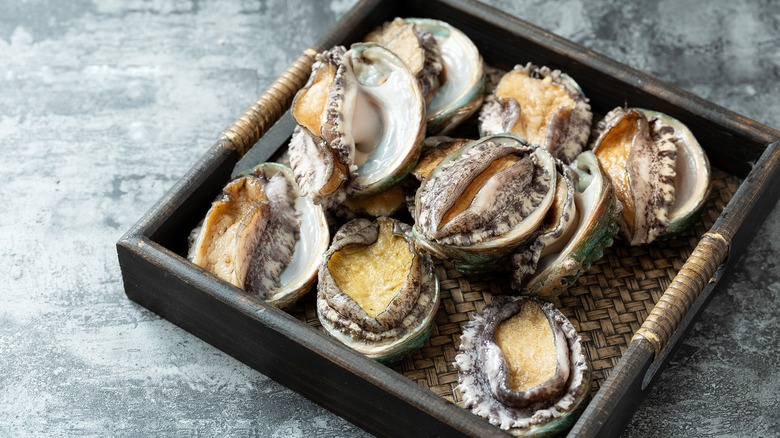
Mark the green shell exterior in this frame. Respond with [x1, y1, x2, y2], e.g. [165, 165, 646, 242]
[661, 201, 708, 239]
[413, 230, 521, 273]
[375, 314, 434, 364]
[524, 192, 621, 301]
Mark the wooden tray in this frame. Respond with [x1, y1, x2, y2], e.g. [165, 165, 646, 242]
[116, 0, 780, 436]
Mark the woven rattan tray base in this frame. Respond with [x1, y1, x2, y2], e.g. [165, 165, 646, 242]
[289, 169, 740, 403]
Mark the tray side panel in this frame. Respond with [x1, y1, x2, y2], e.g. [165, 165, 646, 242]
[568, 340, 654, 438]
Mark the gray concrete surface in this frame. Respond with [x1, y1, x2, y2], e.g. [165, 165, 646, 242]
[1, 0, 778, 436]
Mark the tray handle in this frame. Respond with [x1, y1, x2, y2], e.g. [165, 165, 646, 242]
[218, 48, 318, 157]
[632, 231, 730, 358]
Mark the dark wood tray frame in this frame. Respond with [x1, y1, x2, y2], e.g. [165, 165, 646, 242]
[116, 0, 780, 436]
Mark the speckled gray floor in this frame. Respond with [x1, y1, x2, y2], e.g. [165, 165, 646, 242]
[1, 0, 778, 436]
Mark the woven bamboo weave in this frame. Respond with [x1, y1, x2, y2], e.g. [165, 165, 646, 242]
[289, 169, 740, 403]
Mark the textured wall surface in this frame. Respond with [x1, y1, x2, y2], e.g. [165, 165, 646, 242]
[1, 0, 778, 436]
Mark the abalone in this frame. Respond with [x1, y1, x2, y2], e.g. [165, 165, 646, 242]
[591, 107, 710, 245]
[413, 134, 557, 272]
[289, 44, 426, 207]
[188, 163, 329, 309]
[455, 296, 591, 436]
[479, 63, 592, 164]
[367, 18, 485, 135]
[511, 152, 621, 299]
[317, 217, 439, 362]
[410, 18, 485, 135]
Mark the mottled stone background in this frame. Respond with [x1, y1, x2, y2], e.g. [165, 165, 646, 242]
[1, 0, 778, 436]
